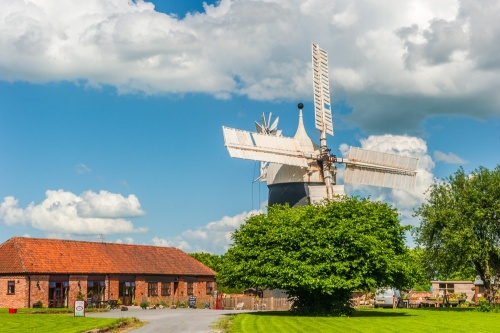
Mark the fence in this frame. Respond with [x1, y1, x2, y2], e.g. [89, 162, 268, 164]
[221, 296, 292, 311]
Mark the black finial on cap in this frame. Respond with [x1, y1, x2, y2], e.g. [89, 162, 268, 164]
[298, 102, 304, 110]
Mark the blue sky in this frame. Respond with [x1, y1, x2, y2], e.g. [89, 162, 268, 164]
[1, 0, 499, 254]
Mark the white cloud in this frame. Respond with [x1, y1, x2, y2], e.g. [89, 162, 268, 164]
[340, 134, 435, 228]
[0, 196, 29, 225]
[0, 189, 147, 235]
[151, 205, 266, 254]
[76, 190, 145, 218]
[115, 237, 135, 244]
[433, 150, 468, 164]
[1, 0, 499, 132]
[152, 236, 192, 252]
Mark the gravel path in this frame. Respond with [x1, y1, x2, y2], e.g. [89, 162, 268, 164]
[87, 306, 256, 333]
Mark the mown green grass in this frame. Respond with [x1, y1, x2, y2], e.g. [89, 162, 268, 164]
[0, 308, 128, 333]
[230, 308, 500, 333]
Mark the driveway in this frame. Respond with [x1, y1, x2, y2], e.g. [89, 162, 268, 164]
[87, 306, 256, 333]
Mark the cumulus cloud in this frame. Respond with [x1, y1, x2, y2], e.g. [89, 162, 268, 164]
[1, 0, 499, 132]
[433, 150, 468, 164]
[151, 206, 265, 254]
[339, 134, 435, 228]
[0, 189, 147, 235]
[76, 190, 145, 218]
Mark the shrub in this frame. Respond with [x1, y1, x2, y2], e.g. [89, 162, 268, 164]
[140, 301, 149, 309]
[476, 298, 492, 312]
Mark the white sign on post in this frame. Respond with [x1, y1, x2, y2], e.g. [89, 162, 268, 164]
[74, 300, 85, 317]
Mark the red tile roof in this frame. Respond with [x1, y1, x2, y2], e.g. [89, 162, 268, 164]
[0, 237, 216, 276]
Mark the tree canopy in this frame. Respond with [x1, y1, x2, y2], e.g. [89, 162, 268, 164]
[217, 196, 414, 315]
[188, 252, 244, 294]
[189, 252, 223, 272]
[414, 165, 500, 289]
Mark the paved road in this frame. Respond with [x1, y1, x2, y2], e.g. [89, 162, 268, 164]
[87, 306, 256, 333]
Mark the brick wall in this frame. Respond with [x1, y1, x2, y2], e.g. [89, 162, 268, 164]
[453, 283, 475, 301]
[135, 278, 216, 307]
[109, 275, 119, 301]
[30, 275, 50, 308]
[0, 274, 216, 309]
[0, 276, 28, 308]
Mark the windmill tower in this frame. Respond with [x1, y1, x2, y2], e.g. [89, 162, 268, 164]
[222, 44, 418, 207]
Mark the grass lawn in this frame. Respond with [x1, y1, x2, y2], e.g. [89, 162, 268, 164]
[0, 308, 133, 333]
[229, 308, 500, 333]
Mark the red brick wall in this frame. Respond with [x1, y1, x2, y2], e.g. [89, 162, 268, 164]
[135, 276, 146, 304]
[133, 278, 216, 307]
[108, 275, 119, 301]
[0, 276, 27, 308]
[30, 275, 50, 308]
[0, 274, 216, 309]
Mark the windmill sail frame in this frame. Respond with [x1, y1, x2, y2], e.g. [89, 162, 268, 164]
[312, 44, 333, 137]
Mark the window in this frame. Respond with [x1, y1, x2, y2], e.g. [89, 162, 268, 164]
[438, 283, 455, 294]
[206, 281, 214, 295]
[161, 282, 171, 296]
[88, 280, 106, 301]
[119, 281, 135, 297]
[148, 282, 158, 297]
[187, 282, 194, 296]
[7, 281, 15, 294]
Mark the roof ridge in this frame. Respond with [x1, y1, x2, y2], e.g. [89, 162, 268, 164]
[12, 238, 27, 272]
[13, 236, 179, 249]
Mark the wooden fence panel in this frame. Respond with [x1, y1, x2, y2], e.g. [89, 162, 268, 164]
[221, 296, 291, 311]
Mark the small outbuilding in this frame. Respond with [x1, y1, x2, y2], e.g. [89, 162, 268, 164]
[0, 237, 216, 308]
[430, 280, 475, 301]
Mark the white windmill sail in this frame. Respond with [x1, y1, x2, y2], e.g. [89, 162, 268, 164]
[222, 127, 310, 167]
[254, 112, 281, 181]
[312, 44, 333, 136]
[340, 147, 418, 190]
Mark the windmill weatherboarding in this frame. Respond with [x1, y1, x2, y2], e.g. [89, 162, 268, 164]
[222, 44, 418, 207]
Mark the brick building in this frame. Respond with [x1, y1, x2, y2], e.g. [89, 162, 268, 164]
[0, 237, 216, 308]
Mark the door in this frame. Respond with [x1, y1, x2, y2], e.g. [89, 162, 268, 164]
[49, 282, 65, 308]
[119, 281, 135, 306]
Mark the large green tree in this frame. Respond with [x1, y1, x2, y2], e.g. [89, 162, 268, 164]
[217, 196, 413, 315]
[414, 165, 500, 293]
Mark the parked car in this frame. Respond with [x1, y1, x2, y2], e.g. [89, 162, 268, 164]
[374, 287, 404, 308]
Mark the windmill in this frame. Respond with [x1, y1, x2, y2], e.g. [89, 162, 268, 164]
[222, 44, 418, 207]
